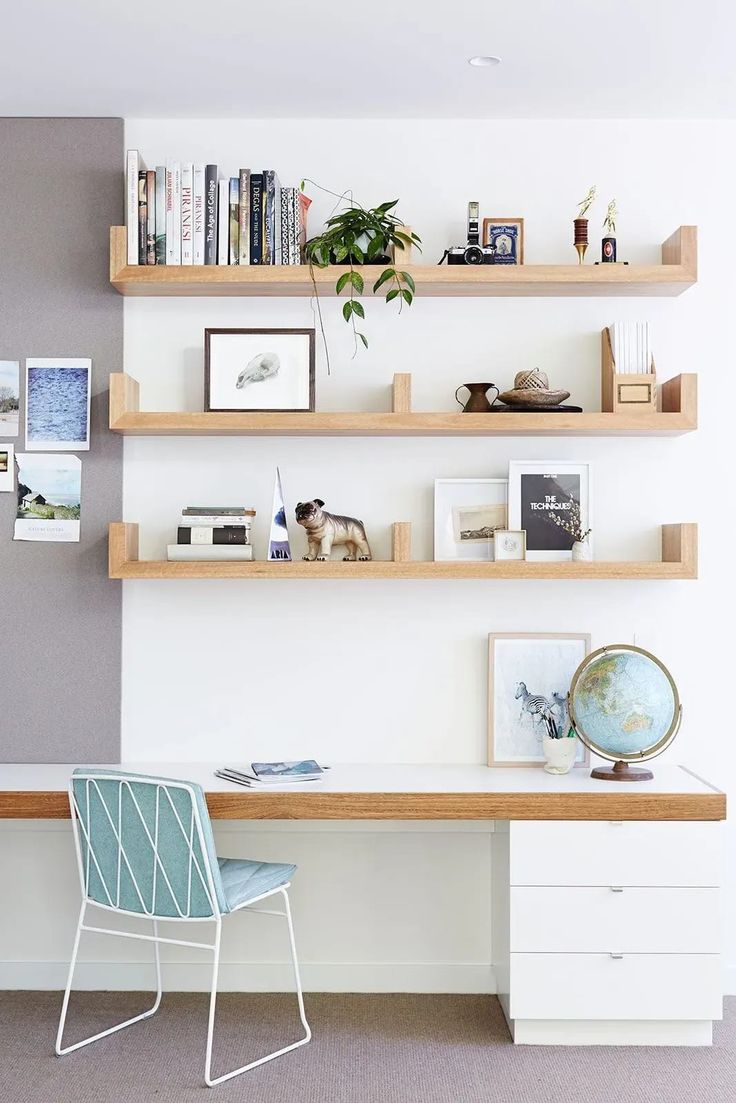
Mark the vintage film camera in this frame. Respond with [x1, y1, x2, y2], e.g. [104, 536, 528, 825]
[443, 202, 495, 265]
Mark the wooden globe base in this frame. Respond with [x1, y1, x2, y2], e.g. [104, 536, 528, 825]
[591, 760, 654, 782]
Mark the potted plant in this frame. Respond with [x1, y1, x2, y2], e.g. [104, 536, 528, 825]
[303, 183, 421, 359]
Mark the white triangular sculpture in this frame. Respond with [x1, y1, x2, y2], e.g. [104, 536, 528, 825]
[268, 467, 291, 561]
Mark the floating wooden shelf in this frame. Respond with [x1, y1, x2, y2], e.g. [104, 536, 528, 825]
[109, 371, 697, 437]
[109, 522, 698, 581]
[110, 225, 697, 298]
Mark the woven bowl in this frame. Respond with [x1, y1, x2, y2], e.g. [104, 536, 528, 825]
[498, 387, 571, 407]
[514, 369, 550, 391]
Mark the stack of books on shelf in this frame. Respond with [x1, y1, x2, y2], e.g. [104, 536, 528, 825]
[608, 322, 652, 373]
[167, 505, 256, 562]
[215, 760, 326, 788]
[125, 151, 311, 267]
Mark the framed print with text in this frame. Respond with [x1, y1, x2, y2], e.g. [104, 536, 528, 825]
[508, 461, 592, 562]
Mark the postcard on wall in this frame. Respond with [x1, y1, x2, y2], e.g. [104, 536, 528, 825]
[488, 633, 591, 767]
[14, 453, 81, 542]
[25, 358, 91, 451]
[0, 443, 15, 492]
[0, 361, 20, 436]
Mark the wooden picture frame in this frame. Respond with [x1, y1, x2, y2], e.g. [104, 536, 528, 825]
[204, 327, 315, 413]
[488, 632, 591, 767]
[482, 217, 524, 264]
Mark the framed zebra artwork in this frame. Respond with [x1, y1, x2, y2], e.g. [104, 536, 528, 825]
[487, 633, 591, 767]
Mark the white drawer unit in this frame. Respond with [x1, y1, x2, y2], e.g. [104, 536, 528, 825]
[491, 819, 724, 1046]
[509, 820, 721, 887]
[511, 886, 720, 954]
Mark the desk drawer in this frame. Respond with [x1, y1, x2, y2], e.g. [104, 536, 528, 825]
[510, 887, 720, 953]
[509, 953, 722, 1021]
[510, 821, 721, 886]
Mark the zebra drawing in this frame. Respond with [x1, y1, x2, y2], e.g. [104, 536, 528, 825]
[514, 682, 553, 727]
[551, 691, 569, 732]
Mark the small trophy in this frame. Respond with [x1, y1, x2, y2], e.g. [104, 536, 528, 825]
[601, 199, 617, 263]
[573, 184, 596, 264]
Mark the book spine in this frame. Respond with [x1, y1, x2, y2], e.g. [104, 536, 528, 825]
[273, 173, 282, 264]
[280, 188, 291, 265]
[205, 164, 218, 265]
[179, 516, 253, 527]
[263, 169, 274, 264]
[182, 507, 256, 516]
[238, 170, 250, 265]
[166, 545, 254, 561]
[249, 173, 263, 264]
[146, 170, 156, 264]
[217, 179, 229, 264]
[181, 163, 193, 265]
[137, 171, 147, 264]
[178, 526, 249, 545]
[155, 166, 166, 264]
[288, 188, 299, 264]
[193, 164, 205, 264]
[126, 150, 140, 264]
[165, 161, 181, 264]
[229, 177, 239, 264]
[297, 191, 311, 263]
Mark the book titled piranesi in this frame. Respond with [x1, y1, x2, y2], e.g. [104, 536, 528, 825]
[193, 164, 205, 264]
[181, 163, 193, 264]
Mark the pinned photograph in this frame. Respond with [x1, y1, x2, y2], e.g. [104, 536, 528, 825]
[26, 358, 91, 451]
[0, 361, 20, 436]
[205, 328, 315, 412]
[488, 633, 591, 766]
[434, 478, 508, 561]
[14, 453, 81, 542]
[0, 443, 15, 492]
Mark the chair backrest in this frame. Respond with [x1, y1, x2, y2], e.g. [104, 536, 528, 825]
[70, 770, 227, 919]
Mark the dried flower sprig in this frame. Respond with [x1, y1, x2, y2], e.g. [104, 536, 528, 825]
[546, 498, 591, 543]
[576, 184, 597, 219]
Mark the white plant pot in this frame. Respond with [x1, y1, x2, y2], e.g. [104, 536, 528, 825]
[543, 736, 578, 775]
[571, 540, 592, 562]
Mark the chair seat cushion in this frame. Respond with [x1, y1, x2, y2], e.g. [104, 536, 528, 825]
[217, 857, 296, 912]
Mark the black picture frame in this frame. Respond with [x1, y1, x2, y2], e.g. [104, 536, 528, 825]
[204, 327, 316, 413]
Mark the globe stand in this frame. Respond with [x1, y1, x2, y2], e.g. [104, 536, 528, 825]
[591, 760, 654, 782]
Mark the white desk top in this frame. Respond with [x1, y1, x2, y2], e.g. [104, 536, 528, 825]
[0, 762, 724, 821]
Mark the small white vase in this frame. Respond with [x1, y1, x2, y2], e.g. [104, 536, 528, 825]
[571, 540, 592, 562]
[543, 736, 578, 775]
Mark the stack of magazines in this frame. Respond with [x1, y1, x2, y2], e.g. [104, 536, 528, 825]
[215, 760, 326, 787]
[167, 505, 256, 562]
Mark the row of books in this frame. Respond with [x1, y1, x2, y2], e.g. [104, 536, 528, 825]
[166, 505, 256, 562]
[125, 151, 311, 267]
[215, 760, 326, 788]
[608, 322, 653, 374]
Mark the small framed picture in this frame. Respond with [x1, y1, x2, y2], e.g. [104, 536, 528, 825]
[488, 633, 591, 767]
[0, 443, 14, 492]
[25, 358, 91, 451]
[482, 218, 524, 265]
[508, 461, 592, 562]
[205, 328, 315, 413]
[434, 478, 508, 561]
[494, 529, 526, 561]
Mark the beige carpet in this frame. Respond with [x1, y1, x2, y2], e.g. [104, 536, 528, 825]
[1, 992, 734, 1102]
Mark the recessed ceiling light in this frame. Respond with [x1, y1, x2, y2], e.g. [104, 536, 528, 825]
[468, 55, 502, 67]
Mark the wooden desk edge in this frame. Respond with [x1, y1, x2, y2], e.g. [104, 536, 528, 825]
[0, 789, 726, 821]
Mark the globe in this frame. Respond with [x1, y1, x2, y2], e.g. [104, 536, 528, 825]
[568, 645, 681, 780]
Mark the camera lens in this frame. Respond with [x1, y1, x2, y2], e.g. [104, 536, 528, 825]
[464, 245, 484, 265]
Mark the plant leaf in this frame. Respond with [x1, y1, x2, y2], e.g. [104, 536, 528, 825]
[333, 244, 348, 263]
[372, 268, 395, 292]
[350, 271, 364, 294]
[367, 235, 384, 259]
[402, 289, 413, 305]
[351, 300, 365, 319]
[400, 271, 416, 293]
[386, 288, 400, 302]
[351, 243, 365, 263]
[342, 300, 353, 322]
[335, 272, 351, 294]
[358, 332, 368, 349]
[375, 200, 399, 214]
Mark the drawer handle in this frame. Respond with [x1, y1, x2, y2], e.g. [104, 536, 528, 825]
[610, 953, 624, 960]
[610, 886, 624, 893]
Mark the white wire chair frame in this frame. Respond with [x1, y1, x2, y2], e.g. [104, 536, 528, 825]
[55, 772, 311, 1087]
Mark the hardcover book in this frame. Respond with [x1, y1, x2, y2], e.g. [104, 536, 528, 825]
[146, 169, 156, 264]
[217, 179, 229, 265]
[238, 169, 250, 265]
[204, 164, 218, 265]
[264, 169, 281, 264]
[137, 170, 147, 264]
[229, 177, 239, 264]
[166, 544, 254, 561]
[155, 166, 166, 264]
[280, 188, 292, 265]
[249, 173, 264, 264]
[177, 526, 249, 545]
[182, 506, 256, 516]
[178, 515, 253, 527]
[181, 163, 194, 265]
[125, 150, 143, 264]
[165, 161, 182, 264]
[193, 164, 205, 264]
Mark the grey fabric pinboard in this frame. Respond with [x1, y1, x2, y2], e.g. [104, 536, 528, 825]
[0, 118, 123, 762]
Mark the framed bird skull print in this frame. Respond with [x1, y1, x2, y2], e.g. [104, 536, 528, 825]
[487, 633, 591, 767]
[204, 328, 315, 412]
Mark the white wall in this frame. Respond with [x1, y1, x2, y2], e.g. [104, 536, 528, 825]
[3, 117, 734, 991]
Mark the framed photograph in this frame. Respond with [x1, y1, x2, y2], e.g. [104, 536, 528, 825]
[482, 218, 524, 265]
[494, 529, 526, 561]
[25, 358, 91, 451]
[508, 461, 592, 562]
[488, 633, 591, 767]
[0, 443, 14, 492]
[0, 360, 20, 436]
[434, 478, 508, 561]
[204, 328, 315, 413]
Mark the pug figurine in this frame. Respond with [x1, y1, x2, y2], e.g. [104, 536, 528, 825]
[295, 499, 372, 561]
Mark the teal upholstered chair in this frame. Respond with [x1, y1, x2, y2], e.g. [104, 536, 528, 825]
[56, 770, 311, 1087]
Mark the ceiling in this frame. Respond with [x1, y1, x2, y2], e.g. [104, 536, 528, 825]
[3, 0, 736, 118]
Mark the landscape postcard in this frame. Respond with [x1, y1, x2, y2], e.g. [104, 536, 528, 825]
[0, 360, 20, 436]
[25, 358, 91, 451]
[14, 453, 81, 542]
[0, 443, 15, 492]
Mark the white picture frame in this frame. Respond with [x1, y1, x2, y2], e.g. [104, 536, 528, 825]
[488, 633, 591, 767]
[508, 460, 592, 562]
[434, 478, 508, 561]
[494, 529, 526, 561]
[25, 358, 91, 452]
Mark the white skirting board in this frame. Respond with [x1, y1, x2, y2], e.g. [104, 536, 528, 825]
[0, 960, 496, 994]
[509, 1019, 714, 1046]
